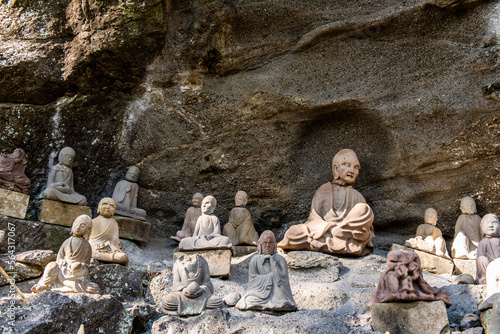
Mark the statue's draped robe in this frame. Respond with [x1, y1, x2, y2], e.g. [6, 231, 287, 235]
[476, 237, 500, 284]
[89, 216, 128, 262]
[278, 182, 374, 256]
[451, 214, 482, 258]
[236, 254, 297, 311]
[0, 149, 30, 193]
[224, 207, 258, 245]
[112, 180, 146, 220]
[179, 214, 232, 251]
[42, 164, 87, 205]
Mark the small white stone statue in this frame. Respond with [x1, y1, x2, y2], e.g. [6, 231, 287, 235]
[171, 192, 203, 242]
[486, 258, 500, 299]
[451, 197, 482, 259]
[405, 208, 450, 258]
[223, 190, 259, 246]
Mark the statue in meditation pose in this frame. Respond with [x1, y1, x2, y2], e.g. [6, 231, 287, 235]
[0, 148, 31, 194]
[372, 250, 451, 306]
[171, 192, 203, 242]
[236, 230, 297, 311]
[451, 196, 482, 259]
[40, 147, 87, 205]
[31, 215, 99, 294]
[405, 208, 450, 258]
[160, 253, 223, 316]
[223, 190, 259, 246]
[278, 149, 374, 256]
[89, 198, 129, 265]
[178, 195, 232, 251]
[476, 214, 500, 284]
[112, 166, 146, 221]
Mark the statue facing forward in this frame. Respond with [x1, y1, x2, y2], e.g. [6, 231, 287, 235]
[278, 149, 374, 256]
[223, 190, 259, 246]
[451, 197, 482, 259]
[0, 148, 31, 194]
[112, 166, 146, 221]
[31, 215, 99, 294]
[405, 208, 450, 258]
[236, 230, 297, 311]
[476, 214, 500, 284]
[41, 147, 87, 205]
[171, 192, 204, 242]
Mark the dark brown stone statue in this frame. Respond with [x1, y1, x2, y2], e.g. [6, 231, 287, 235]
[0, 148, 31, 194]
[476, 214, 500, 284]
[372, 250, 452, 306]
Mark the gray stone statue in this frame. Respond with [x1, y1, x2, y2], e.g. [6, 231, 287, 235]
[236, 230, 297, 311]
[405, 208, 450, 258]
[160, 253, 223, 316]
[178, 196, 232, 251]
[112, 166, 146, 221]
[223, 190, 259, 246]
[41, 147, 87, 205]
[171, 192, 203, 242]
[31, 215, 99, 294]
[451, 196, 482, 259]
[476, 214, 500, 284]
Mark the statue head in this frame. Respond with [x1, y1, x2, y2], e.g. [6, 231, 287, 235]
[235, 190, 248, 207]
[481, 214, 500, 238]
[71, 215, 92, 239]
[332, 149, 360, 185]
[98, 197, 116, 218]
[424, 208, 438, 225]
[201, 196, 216, 215]
[460, 196, 477, 215]
[58, 147, 76, 167]
[125, 166, 140, 183]
[192, 192, 204, 207]
[258, 230, 277, 255]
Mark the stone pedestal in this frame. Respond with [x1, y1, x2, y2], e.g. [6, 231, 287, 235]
[0, 188, 29, 219]
[232, 245, 257, 257]
[453, 258, 477, 277]
[371, 301, 450, 334]
[391, 244, 454, 275]
[114, 215, 151, 243]
[38, 199, 92, 227]
[174, 249, 231, 278]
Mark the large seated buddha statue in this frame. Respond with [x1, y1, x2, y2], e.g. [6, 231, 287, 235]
[278, 149, 374, 256]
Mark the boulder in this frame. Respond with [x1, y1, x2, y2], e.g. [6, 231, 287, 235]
[0, 188, 29, 219]
[114, 215, 151, 243]
[14, 250, 56, 267]
[38, 200, 92, 227]
[89, 264, 147, 302]
[480, 296, 500, 334]
[283, 251, 342, 283]
[454, 258, 477, 277]
[174, 249, 231, 278]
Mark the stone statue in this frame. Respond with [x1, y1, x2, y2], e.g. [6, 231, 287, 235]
[223, 190, 259, 246]
[40, 147, 87, 205]
[405, 208, 450, 258]
[178, 196, 232, 251]
[160, 253, 223, 316]
[89, 198, 129, 265]
[0, 148, 31, 194]
[171, 192, 203, 242]
[486, 258, 500, 299]
[236, 230, 297, 311]
[278, 149, 374, 256]
[476, 214, 500, 284]
[112, 166, 146, 221]
[451, 197, 482, 259]
[372, 250, 451, 306]
[31, 215, 99, 294]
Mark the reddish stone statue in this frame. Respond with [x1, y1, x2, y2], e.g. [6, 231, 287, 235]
[0, 148, 31, 194]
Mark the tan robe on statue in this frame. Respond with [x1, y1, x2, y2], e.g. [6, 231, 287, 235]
[223, 207, 259, 246]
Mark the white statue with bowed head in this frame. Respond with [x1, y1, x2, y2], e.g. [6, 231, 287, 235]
[451, 196, 483, 259]
[405, 208, 450, 258]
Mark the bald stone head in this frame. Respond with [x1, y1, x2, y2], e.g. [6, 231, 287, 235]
[460, 196, 477, 215]
[481, 214, 500, 238]
[424, 208, 438, 226]
[235, 190, 248, 207]
[58, 147, 76, 167]
[97, 197, 116, 218]
[332, 149, 360, 185]
[258, 230, 277, 255]
[201, 196, 217, 215]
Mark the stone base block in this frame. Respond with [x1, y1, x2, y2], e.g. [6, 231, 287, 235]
[391, 244, 454, 275]
[453, 258, 477, 277]
[174, 249, 231, 278]
[232, 245, 257, 257]
[372, 301, 450, 334]
[38, 199, 92, 227]
[114, 215, 151, 243]
[0, 188, 29, 219]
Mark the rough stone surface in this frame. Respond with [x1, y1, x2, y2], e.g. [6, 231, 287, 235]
[371, 301, 450, 334]
[174, 249, 232, 277]
[114, 215, 151, 243]
[282, 250, 342, 283]
[454, 258, 478, 277]
[232, 245, 257, 257]
[0, 257, 43, 286]
[0, 188, 29, 219]
[14, 250, 56, 267]
[480, 297, 500, 334]
[391, 243, 454, 275]
[38, 199, 92, 227]
[442, 283, 486, 324]
[89, 264, 147, 302]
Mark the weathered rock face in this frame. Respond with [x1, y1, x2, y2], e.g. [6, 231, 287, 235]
[1, 0, 499, 239]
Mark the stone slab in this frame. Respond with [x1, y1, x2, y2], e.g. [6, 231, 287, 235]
[391, 244, 454, 275]
[0, 188, 29, 219]
[114, 215, 151, 243]
[174, 249, 231, 278]
[480, 296, 500, 334]
[38, 199, 92, 227]
[453, 258, 477, 277]
[232, 245, 257, 257]
[371, 301, 450, 334]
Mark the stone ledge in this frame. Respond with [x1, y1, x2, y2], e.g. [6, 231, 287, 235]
[0, 188, 29, 219]
[391, 244, 454, 275]
[174, 249, 231, 278]
[453, 258, 476, 277]
[38, 199, 92, 227]
[114, 215, 151, 243]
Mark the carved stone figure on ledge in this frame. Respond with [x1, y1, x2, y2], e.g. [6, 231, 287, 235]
[40, 147, 87, 205]
[171, 192, 203, 242]
[476, 214, 500, 284]
[451, 197, 482, 259]
[372, 250, 451, 306]
[223, 190, 259, 246]
[31, 215, 99, 294]
[160, 254, 223, 316]
[405, 208, 450, 259]
[112, 166, 146, 221]
[237, 230, 297, 311]
[0, 148, 31, 194]
[89, 198, 129, 265]
[278, 149, 374, 256]
[178, 196, 232, 251]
